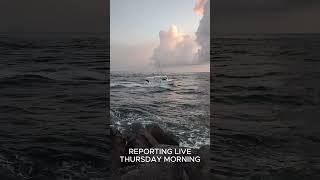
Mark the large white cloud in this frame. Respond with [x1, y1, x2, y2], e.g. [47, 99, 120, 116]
[151, 0, 210, 67]
[196, 0, 210, 63]
[151, 25, 199, 67]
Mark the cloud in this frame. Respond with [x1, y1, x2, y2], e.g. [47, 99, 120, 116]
[151, 0, 210, 67]
[151, 25, 199, 67]
[194, 0, 208, 16]
[195, 0, 210, 63]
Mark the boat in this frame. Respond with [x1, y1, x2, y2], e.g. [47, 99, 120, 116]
[144, 75, 174, 86]
[144, 60, 174, 86]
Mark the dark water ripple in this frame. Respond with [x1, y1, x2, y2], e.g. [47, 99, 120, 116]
[211, 34, 320, 179]
[0, 33, 110, 180]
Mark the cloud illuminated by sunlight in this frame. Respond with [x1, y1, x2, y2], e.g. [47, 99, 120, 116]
[152, 25, 199, 66]
[194, 0, 208, 16]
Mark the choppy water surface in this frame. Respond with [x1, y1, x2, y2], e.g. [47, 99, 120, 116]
[111, 72, 210, 148]
[212, 34, 320, 179]
[0, 33, 110, 179]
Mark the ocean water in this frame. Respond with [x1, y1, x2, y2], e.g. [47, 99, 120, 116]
[3, 32, 320, 179]
[0, 33, 110, 179]
[111, 72, 210, 148]
[212, 34, 320, 179]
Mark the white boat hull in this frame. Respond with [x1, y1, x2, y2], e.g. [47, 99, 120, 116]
[144, 75, 174, 86]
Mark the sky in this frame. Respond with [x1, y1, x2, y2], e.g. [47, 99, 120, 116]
[0, 0, 108, 33]
[111, 0, 210, 72]
[213, 0, 320, 34]
[111, 0, 200, 44]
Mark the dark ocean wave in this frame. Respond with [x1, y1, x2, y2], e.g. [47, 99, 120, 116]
[213, 94, 312, 105]
[221, 85, 272, 91]
[215, 72, 283, 79]
[0, 74, 56, 84]
[211, 35, 320, 179]
[0, 34, 109, 179]
[0, 41, 39, 50]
